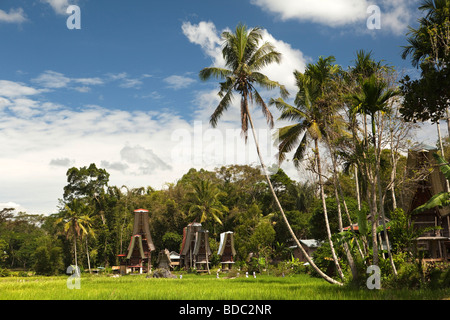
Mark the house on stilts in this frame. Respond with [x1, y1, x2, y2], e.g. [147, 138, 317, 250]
[118, 209, 156, 274]
[179, 222, 212, 272]
[217, 231, 236, 271]
[403, 144, 450, 261]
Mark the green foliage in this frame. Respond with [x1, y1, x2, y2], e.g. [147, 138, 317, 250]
[161, 232, 183, 252]
[309, 197, 367, 241]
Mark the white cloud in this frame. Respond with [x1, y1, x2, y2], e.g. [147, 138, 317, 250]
[32, 71, 71, 89]
[250, 0, 418, 35]
[41, 0, 76, 15]
[380, 0, 420, 36]
[0, 8, 27, 24]
[164, 75, 196, 90]
[0, 80, 41, 98]
[251, 0, 369, 26]
[32, 70, 104, 91]
[182, 21, 224, 66]
[107, 72, 145, 89]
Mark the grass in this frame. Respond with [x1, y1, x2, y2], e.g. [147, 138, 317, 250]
[0, 273, 448, 300]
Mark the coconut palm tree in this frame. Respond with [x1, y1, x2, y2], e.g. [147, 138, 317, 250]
[199, 24, 342, 285]
[56, 198, 94, 272]
[188, 179, 227, 228]
[271, 56, 346, 281]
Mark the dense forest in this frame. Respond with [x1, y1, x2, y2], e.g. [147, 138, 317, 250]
[1, 0, 450, 289]
[0, 160, 403, 273]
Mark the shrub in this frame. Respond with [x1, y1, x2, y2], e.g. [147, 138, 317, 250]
[0, 267, 10, 277]
[389, 263, 422, 289]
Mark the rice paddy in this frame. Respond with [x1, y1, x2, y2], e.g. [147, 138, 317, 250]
[0, 273, 448, 300]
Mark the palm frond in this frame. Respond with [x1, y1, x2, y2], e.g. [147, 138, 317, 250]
[199, 67, 233, 81]
[253, 88, 274, 128]
[210, 86, 234, 128]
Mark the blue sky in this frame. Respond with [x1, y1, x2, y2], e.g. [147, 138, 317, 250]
[0, 0, 438, 214]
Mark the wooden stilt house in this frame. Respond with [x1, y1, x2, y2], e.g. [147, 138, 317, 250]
[217, 231, 236, 271]
[118, 209, 156, 274]
[179, 222, 211, 271]
[403, 144, 450, 261]
[193, 230, 211, 272]
[179, 222, 203, 269]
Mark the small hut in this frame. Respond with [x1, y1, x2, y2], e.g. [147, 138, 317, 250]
[403, 144, 450, 261]
[157, 249, 172, 270]
[118, 209, 156, 274]
[217, 231, 236, 271]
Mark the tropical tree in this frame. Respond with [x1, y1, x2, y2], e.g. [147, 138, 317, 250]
[56, 198, 94, 272]
[400, 0, 450, 129]
[199, 24, 342, 285]
[349, 74, 400, 273]
[272, 56, 347, 282]
[188, 179, 228, 231]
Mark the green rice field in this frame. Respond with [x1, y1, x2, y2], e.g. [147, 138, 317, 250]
[0, 273, 448, 300]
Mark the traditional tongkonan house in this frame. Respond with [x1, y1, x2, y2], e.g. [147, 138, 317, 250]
[118, 209, 156, 274]
[179, 222, 202, 269]
[403, 144, 450, 261]
[217, 231, 236, 271]
[193, 229, 212, 273]
[179, 222, 212, 272]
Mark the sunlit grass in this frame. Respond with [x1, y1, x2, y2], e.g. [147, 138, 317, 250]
[0, 273, 448, 300]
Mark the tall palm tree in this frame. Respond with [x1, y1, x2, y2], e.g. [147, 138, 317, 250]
[199, 24, 342, 285]
[56, 198, 94, 272]
[272, 56, 346, 282]
[188, 179, 227, 228]
[350, 75, 400, 273]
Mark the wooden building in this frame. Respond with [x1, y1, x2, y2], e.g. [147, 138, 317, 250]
[118, 209, 156, 274]
[403, 145, 450, 261]
[217, 231, 236, 271]
[179, 223, 211, 272]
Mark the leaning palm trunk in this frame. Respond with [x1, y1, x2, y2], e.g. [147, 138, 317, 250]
[314, 139, 345, 281]
[246, 103, 343, 286]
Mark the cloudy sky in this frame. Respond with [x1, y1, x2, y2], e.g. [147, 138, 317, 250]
[0, 0, 440, 214]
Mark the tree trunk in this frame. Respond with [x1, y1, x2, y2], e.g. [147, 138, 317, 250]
[327, 138, 364, 266]
[74, 236, 78, 272]
[246, 106, 343, 286]
[373, 114, 397, 275]
[355, 166, 361, 211]
[314, 138, 345, 281]
[86, 237, 91, 274]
